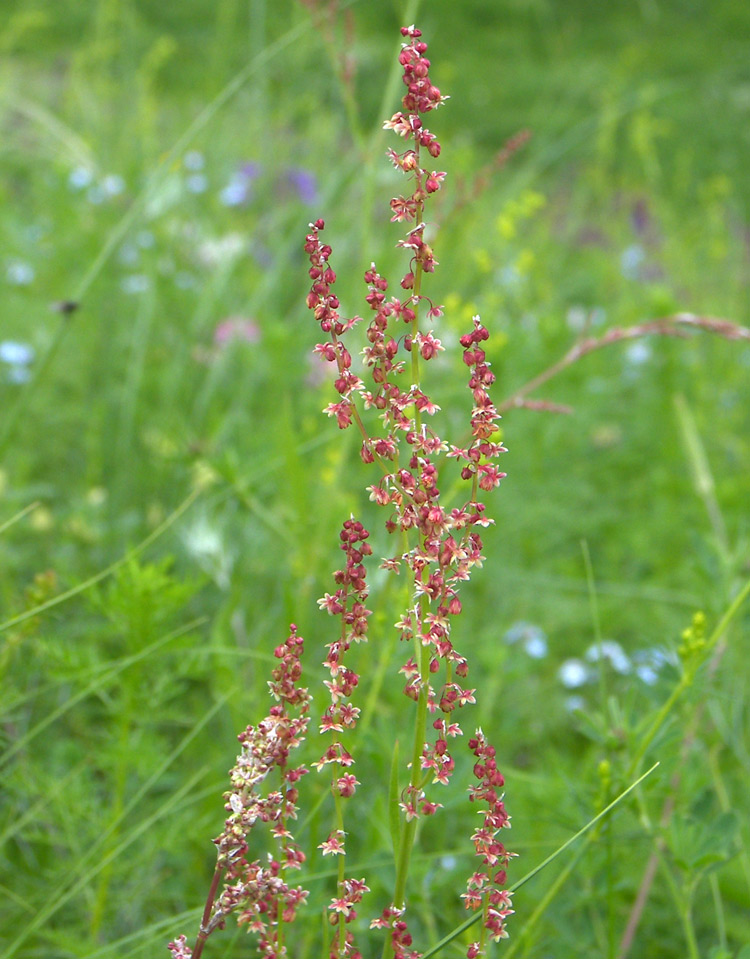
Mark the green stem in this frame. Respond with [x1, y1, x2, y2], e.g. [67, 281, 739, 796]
[382, 594, 431, 959]
[392, 615, 431, 911]
[628, 576, 750, 775]
[581, 541, 608, 708]
[89, 690, 132, 937]
[501, 843, 588, 959]
[333, 784, 347, 959]
[277, 765, 289, 958]
[658, 856, 700, 959]
[327, 597, 351, 959]
[709, 872, 727, 952]
[409, 161, 425, 405]
[304, 4, 363, 152]
[0, 315, 72, 460]
[359, 0, 422, 249]
[410, 259, 423, 396]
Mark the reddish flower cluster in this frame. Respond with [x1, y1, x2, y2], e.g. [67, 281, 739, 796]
[170, 24, 515, 959]
[303, 22, 513, 952]
[327, 876, 371, 959]
[398, 24, 445, 114]
[315, 518, 371, 777]
[224, 859, 309, 957]
[167, 935, 192, 959]
[315, 519, 373, 957]
[171, 627, 311, 959]
[214, 628, 310, 868]
[458, 318, 507, 486]
[383, 25, 447, 278]
[370, 904, 421, 959]
[304, 221, 363, 431]
[462, 730, 516, 954]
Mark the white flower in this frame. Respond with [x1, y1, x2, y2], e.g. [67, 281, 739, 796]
[219, 179, 248, 207]
[621, 243, 645, 279]
[585, 640, 631, 675]
[624, 341, 652, 366]
[558, 658, 590, 689]
[197, 233, 246, 267]
[524, 633, 548, 659]
[182, 516, 234, 590]
[6, 261, 34, 285]
[633, 647, 672, 685]
[565, 694, 586, 713]
[186, 173, 208, 194]
[101, 173, 125, 196]
[69, 166, 94, 190]
[503, 621, 548, 658]
[183, 150, 205, 171]
[0, 341, 34, 366]
[120, 274, 151, 294]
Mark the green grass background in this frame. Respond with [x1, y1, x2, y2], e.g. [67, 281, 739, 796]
[1, 0, 749, 957]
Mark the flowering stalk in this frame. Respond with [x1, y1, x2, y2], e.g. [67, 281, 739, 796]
[495, 313, 750, 415]
[168, 628, 311, 959]
[464, 731, 515, 955]
[305, 25, 514, 959]
[315, 518, 373, 959]
[172, 23, 515, 959]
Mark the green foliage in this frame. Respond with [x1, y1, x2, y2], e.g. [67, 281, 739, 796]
[0, 1, 749, 958]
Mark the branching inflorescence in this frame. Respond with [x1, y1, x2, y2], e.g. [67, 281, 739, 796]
[304, 27, 514, 952]
[170, 24, 514, 959]
[169, 629, 311, 959]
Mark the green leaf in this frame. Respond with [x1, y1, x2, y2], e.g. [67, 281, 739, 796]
[669, 809, 739, 871]
[707, 947, 732, 959]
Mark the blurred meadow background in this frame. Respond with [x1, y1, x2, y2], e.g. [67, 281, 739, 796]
[1, 0, 749, 957]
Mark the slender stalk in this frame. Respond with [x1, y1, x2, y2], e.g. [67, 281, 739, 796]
[654, 852, 700, 959]
[333, 786, 348, 958]
[410, 176, 425, 398]
[628, 577, 750, 777]
[496, 314, 750, 415]
[674, 393, 731, 574]
[0, 500, 40, 535]
[618, 582, 750, 958]
[192, 864, 225, 959]
[392, 617, 431, 914]
[387, 169, 430, 922]
[501, 844, 588, 959]
[278, 765, 290, 959]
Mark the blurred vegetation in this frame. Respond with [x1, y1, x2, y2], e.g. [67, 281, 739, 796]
[1, 1, 748, 958]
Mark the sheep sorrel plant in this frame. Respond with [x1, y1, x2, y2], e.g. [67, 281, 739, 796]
[168, 24, 515, 959]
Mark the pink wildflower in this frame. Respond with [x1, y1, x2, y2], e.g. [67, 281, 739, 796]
[461, 729, 516, 953]
[167, 935, 193, 959]
[213, 316, 261, 346]
[319, 830, 347, 856]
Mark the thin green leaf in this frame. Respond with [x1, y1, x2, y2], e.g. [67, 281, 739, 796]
[421, 762, 660, 959]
